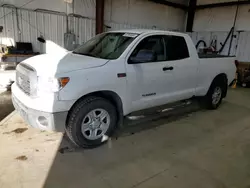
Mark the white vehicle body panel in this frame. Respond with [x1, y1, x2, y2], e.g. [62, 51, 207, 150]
[195, 57, 236, 96]
[23, 52, 109, 76]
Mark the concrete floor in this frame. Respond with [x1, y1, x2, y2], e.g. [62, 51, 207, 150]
[0, 70, 15, 121]
[0, 90, 14, 121]
[1, 88, 250, 188]
[0, 70, 15, 90]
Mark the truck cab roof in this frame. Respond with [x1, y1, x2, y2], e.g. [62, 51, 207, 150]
[108, 29, 189, 37]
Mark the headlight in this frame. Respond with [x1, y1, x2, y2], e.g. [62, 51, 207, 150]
[37, 77, 70, 93]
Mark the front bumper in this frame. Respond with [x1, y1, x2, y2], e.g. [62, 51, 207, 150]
[12, 93, 67, 132]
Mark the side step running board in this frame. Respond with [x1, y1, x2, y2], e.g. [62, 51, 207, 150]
[126, 99, 193, 121]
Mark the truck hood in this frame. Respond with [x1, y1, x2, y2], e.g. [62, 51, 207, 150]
[21, 52, 109, 76]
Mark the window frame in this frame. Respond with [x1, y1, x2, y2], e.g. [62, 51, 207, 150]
[127, 35, 167, 64]
[163, 35, 190, 61]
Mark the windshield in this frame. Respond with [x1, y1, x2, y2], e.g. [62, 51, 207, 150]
[73, 32, 138, 60]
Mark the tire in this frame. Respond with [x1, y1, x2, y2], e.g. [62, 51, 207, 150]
[202, 78, 227, 110]
[66, 97, 117, 148]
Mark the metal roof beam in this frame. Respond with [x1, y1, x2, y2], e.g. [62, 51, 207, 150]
[96, 0, 104, 34]
[186, 0, 197, 32]
[148, 0, 188, 10]
[197, 0, 250, 10]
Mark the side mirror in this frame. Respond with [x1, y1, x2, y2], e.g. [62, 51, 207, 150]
[129, 50, 156, 64]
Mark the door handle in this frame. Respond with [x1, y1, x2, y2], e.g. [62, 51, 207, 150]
[163, 66, 174, 71]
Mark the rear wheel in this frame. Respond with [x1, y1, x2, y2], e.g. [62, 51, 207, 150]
[202, 78, 227, 109]
[66, 97, 117, 148]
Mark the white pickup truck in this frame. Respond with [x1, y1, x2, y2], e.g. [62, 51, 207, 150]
[12, 29, 236, 148]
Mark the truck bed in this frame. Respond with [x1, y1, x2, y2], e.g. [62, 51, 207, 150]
[197, 55, 236, 92]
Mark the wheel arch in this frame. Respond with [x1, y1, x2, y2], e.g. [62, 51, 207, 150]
[66, 90, 124, 128]
[208, 73, 228, 98]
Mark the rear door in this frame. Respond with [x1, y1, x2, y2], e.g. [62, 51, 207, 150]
[162, 35, 197, 100]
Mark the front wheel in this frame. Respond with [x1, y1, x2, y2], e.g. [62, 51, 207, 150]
[66, 97, 117, 148]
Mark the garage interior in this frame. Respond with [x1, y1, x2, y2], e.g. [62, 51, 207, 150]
[1, 0, 250, 187]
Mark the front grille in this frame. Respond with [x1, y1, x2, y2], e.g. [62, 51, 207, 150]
[16, 63, 36, 96]
[16, 70, 31, 95]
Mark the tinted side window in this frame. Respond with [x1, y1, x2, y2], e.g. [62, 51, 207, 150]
[164, 36, 189, 61]
[129, 35, 165, 63]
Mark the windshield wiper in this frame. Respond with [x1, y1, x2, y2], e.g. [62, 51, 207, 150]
[73, 52, 97, 58]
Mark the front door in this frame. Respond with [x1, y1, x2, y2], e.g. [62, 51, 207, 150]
[126, 35, 176, 112]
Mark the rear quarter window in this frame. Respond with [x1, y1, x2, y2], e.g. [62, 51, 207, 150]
[164, 36, 189, 61]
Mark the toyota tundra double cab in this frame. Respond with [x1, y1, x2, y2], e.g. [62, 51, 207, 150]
[12, 29, 236, 148]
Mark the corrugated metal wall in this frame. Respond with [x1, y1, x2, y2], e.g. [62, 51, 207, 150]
[104, 0, 186, 31]
[18, 9, 67, 52]
[190, 31, 239, 56]
[194, 5, 250, 32]
[194, 0, 250, 32]
[0, 7, 96, 53]
[0, 7, 67, 52]
[5, 0, 250, 62]
[73, 0, 96, 19]
[190, 31, 250, 62]
[193, 0, 250, 62]
[0, 7, 18, 46]
[0, 0, 96, 19]
[68, 16, 95, 46]
[0, 6, 174, 54]
[0, 1, 185, 53]
[1, 0, 186, 32]
[236, 32, 250, 62]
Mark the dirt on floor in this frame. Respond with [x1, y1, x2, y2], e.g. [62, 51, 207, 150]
[0, 90, 14, 121]
[1, 88, 250, 188]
